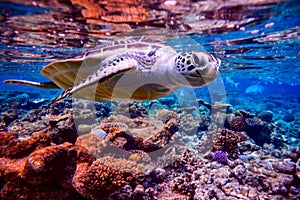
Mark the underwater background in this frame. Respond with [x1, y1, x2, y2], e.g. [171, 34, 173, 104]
[0, 0, 299, 199]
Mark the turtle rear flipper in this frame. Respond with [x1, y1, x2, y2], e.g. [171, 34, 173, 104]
[3, 79, 60, 89]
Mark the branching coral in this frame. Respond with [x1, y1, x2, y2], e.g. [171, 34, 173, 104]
[170, 176, 196, 197]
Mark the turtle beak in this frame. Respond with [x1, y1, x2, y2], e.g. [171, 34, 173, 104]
[204, 56, 221, 78]
[210, 54, 221, 70]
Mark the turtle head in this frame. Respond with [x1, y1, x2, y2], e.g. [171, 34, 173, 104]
[175, 51, 221, 87]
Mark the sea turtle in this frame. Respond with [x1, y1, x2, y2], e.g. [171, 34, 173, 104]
[4, 36, 221, 103]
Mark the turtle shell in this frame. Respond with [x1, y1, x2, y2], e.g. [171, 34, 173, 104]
[41, 36, 176, 101]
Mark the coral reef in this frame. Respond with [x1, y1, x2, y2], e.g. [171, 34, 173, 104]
[225, 109, 274, 146]
[145, 144, 300, 199]
[75, 133, 105, 159]
[141, 118, 178, 152]
[0, 102, 299, 200]
[0, 132, 94, 200]
[111, 102, 147, 119]
[229, 115, 248, 131]
[3, 127, 298, 200]
[212, 150, 228, 164]
[0, 131, 51, 159]
[0, 109, 18, 128]
[73, 156, 144, 199]
[156, 109, 178, 123]
[128, 102, 148, 118]
[178, 113, 199, 134]
[245, 118, 272, 146]
[212, 128, 247, 158]
[0, 88, 299, 200]
[257, 110, 274, 123]
[80, 116, 179, 154]
[6, 100, 77, 143]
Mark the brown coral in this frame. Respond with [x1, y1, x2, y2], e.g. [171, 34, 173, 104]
[72, 156, 144, 199]
[0, 109, 18, 127]
[93, 116, 178, 153]
[75, 133, 106, 158]
[141, 118, 178, 152]
[213, 128, 247, 158]
[111, 102, 148, 119]
[229, 116, 248, 131]
[0, 132, 94, 200]
[0, 131, 51, 159]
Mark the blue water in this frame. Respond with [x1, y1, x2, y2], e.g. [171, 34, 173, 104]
[0, 0, 299, 145]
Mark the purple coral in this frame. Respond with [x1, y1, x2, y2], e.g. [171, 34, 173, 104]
[213, 151, 228, 164]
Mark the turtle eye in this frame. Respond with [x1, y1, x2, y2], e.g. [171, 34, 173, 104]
[192, 54, 200, 65]
[192, 54, 206, 67]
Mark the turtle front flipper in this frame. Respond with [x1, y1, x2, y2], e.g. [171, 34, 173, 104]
[3, 79, 60, 89]
[50, 54, 140, 103]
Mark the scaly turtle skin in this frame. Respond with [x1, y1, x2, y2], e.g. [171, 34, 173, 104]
[4, 36, 221, 103]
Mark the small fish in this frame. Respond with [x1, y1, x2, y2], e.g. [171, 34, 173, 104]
[224, 77, 240, 88]
[91, 128, 107, 138]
